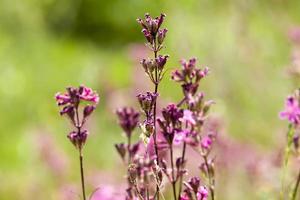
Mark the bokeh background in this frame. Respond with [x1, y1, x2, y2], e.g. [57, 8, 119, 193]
[1, 0, 300, 199]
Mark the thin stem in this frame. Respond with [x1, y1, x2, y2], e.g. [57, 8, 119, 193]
[127, 135, 132, 164]
[177, 142, 186, 199]
[291, 168, 300, 200]
[203, 155, 214, 200]
[170, 144, 177, 200]
[280, 124, 293, 200]
[176, 97, 186, 107]
[79, 149, 87, 200]
[152, 37, 160, 200]
[134, 184, 145, 200]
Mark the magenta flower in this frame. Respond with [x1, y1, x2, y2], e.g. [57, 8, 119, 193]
[79, 86, 100, 103]
[55, 85, 99, 106]
[179, 193, 190, 200]
[180, 110, 196, 125]
[197, 186, 209, 200]
[55, 85, 99, 149]
[279, 96, 300, 125]
[174, 130, 189, 145]
[201, 136, 212, 149]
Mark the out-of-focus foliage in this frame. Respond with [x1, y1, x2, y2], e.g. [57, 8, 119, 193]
[1, 0, 300, 199]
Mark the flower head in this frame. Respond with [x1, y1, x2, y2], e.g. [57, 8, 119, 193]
[55, 85, 99, 150]
[137, 13, 166, 39]
[279, 95, 300, 125]
[197, 186, 209, 200]
[116, 107, 140, 137]
[172, 58, 210, 96]
[67, 130, 88, 150]
[55, 85, 99, 106]
[55, 85, 99, 124]
[137, 92, 158, 115]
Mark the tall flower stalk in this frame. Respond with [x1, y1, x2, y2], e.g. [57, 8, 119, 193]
[115, 13, 217, 200]
[55, 85, 99, 200]
[137, 13, 168, 164]
[137, 13, 169, 198]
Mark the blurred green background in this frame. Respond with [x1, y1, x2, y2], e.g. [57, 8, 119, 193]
[0, 0, 299, 199]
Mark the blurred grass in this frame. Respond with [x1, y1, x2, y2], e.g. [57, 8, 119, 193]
[0, 0, 300, 199]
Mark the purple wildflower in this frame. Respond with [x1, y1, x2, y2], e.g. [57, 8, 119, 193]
[55, 85, 99, 106]
[197, 186, 209, 200]
[279, 96, 300, 125]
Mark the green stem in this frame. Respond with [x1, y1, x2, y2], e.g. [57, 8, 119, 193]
[291, 168, 300, 200]
[280, 124, 294, 200]
[79, 149, 87, 200]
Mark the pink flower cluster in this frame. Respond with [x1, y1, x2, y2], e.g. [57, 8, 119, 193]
[55, 85, 99, 150]
[279, 95, 300, 125]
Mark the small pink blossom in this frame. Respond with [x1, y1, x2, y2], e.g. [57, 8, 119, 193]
[180, 193, 190, 200]
[180, 110, 196, 125]
[173, 130, 189, 145]
[55, 85, 99, 106]
[279, 96, 300, 125]
[197, 186, 209, 200]
[79, 86, 99, 103]
[201, 136, 212, 149]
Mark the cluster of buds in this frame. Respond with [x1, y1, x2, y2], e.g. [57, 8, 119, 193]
[137, 13, 169, 85]
[116, 107, 140, 138]
[55, 85, 99, 150]
[137, 92, 158, 116]
[115, 107, 140, 162]
[180, 177, 209, 200]
[137, 13, 167, 46]
[137, 92, 158, 143]
[141, 55, 169, 85]
[172, 58, 209, 96]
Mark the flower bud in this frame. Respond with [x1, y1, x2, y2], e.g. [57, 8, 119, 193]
[141, 29, 153, 44]
[67, 130, 88, 150]
[158, 28, 168, 44]
[155, 55, 169, 71]
[137, 92, 158, 115]
[83, 105, 95, 119]
[115, 143, 126, 161]
[141, 58, 155, 73]
[157, 13, 166, 29]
